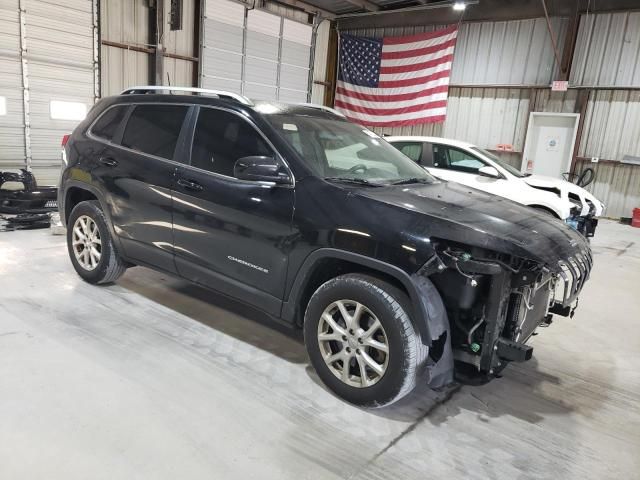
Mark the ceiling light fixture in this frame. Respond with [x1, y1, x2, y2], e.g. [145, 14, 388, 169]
[453, 2, 466, 10]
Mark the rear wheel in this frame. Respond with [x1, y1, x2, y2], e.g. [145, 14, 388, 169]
[304, 273, 428, 407]
[67, 200, 127, 284]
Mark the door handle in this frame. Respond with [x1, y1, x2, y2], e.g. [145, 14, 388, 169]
[177, 178, 204, 192]
[99, 156, 118, 167]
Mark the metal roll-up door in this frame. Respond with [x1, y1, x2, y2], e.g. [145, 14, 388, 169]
[200, 0, 314, 102]
[279, 19, 312, 103]
[244, 9, 280, 99]
[0, 1, 26, 174]
[201, 0, 245, 92]
[0, 0, 97, 186]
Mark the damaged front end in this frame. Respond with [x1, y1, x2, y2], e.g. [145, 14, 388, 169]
[415, 239, 592, 385]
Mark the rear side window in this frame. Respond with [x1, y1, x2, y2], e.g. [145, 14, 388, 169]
[190, 108, 272, 177]
[121, 105, 189, 160]
[91, 105, 128, 142]
[392, 142, 423, 163]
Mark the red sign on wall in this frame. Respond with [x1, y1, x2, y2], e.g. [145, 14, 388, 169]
[551, 80, 569, 91]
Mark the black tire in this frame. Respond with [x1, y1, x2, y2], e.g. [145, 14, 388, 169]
[303, 273, 428, 408]
[66, 200, 127, 284]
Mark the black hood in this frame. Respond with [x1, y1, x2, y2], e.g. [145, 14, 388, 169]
[356, 180, 589, 269]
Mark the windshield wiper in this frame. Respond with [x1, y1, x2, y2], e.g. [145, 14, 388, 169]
[389, 177, 431, 185]
[324, 177, 384, 187]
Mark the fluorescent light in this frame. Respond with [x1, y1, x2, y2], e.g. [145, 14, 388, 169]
[453, 2, 466, 10]
[0, 96, 6, 116]
[50, 100, 87, 121]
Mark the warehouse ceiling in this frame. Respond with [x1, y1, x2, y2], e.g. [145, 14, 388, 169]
[276, 0, 640, 26]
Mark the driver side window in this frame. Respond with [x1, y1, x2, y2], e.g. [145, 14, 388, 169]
[190, 108, 272, 177]
[432, 144, 486, 174]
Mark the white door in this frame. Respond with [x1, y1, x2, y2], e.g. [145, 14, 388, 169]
[522, 113, 579, 179]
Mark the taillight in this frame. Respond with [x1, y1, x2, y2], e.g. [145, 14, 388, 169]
[61, 134, 70, 166]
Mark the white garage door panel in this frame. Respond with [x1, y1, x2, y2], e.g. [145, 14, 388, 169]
[202, 48, 242, 80]
[281, 40, 310, 68]
[0, 1, 24, 169]
[247, 9, 280, 36]
[244, 83, 276, 99]
[204, 20, 243, 53]
[206, 0, 244, 25]
[279, 64, 308, 90]
[245, 57, 278, 86]
[246, 31, 279, 61]
[278, 88, 307, 103]
[200, 0, 313, 102]
[201, 76, 242, 92]
[0, 0, 96, 185]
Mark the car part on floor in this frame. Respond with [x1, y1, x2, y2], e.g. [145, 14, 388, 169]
[0, 169, 58, 215]
[0, 213, 52, 231]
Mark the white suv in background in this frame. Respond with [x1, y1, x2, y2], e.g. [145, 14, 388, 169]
[386, 136, 604, 237]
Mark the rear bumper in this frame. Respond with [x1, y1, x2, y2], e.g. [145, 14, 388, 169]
[0, 188, 58, 214]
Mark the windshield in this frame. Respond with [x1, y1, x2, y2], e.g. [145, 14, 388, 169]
[265, 114, 437, 185]
[471, 147, 529, 178]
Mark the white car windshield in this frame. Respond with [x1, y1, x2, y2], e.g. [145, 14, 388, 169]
[471, 147, 530, 178]
[266, 114, 437, 185]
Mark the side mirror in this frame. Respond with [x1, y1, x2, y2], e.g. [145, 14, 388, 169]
[478, 165, 501, 179]
[234, 156, 291, 184]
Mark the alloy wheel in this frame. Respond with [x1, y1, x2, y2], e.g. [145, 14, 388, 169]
[72, 215, 102, 271]
[317, 299, 389, 388]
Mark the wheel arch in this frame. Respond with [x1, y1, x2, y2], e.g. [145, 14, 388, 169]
[61, 181, 123, 254]
[282, 248, 434, 346]
[528, 204, 562, 219]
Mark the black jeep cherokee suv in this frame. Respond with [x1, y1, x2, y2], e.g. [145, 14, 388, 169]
[59, 87, 592, 407]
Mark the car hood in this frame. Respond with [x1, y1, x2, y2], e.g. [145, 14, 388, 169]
[524, 174, 604, 215]
[356, 181, 589, 270]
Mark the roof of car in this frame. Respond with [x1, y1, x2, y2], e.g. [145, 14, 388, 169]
[384, 135, 477, 150]
[110, 86, 344, 119]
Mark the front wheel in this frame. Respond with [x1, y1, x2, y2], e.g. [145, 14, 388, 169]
[67, 200, 127, 284]
[303, 274, 428, 408]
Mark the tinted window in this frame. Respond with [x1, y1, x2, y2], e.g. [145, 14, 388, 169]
[91, 105, 128, 142]
[121, 105, 188, 159]
[190, 108, 272, 177]
[432, 144, 486, 173]
[392, 142, 423, 163]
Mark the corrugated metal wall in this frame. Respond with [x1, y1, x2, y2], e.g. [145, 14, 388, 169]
[100, 0, 197, 97]
[451, 17, 567, 85]
[343, 17, 568, 86]
[571, 11, 640, 87]
[162, 0, 196, 88]
[100, 0, 149, 96]
[576, 160, 640, 219]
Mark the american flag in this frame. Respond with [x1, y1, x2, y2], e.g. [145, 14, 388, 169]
[335, 26, 458, 127]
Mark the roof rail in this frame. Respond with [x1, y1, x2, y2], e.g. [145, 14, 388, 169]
[121, 86, 253, 106]
[298, 103, 346, 118]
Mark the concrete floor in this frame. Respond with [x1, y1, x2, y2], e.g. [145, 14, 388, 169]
[0, 220, 639, 479]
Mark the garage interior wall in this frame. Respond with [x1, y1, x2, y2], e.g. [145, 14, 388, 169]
[0, 0, 97, 185]
[200, 0, 314, 102]
[340, 12, 640, 218]
[101, 0, 197, 97]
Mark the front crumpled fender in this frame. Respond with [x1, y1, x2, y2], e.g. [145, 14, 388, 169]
[410, 274, 454, 388]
